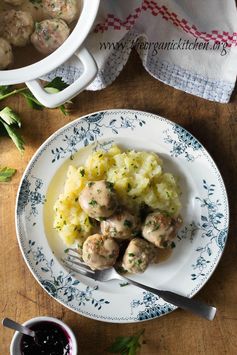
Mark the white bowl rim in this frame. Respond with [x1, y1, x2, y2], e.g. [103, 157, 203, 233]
[0, 0, 100, 85]
[10, 316, 78, 355]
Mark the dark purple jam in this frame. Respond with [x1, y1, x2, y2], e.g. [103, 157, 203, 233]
[20, 321, 72, 355]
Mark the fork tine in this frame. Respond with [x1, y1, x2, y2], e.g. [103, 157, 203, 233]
[67, 248, 82, 255]
[65, 255, 94, 273]
[67, 253, 83, 262]
[61, 259, 96, 279]
[66, 249, 95, 270]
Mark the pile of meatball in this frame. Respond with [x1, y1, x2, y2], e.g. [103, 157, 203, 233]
[78, 180, 182, 274]
[0, 0, 79, 69]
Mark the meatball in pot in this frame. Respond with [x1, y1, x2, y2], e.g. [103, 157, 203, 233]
[42, 0, 79, 24]
[0, 10, 34, 47]
[0, 38, 13, 69]
[31, 19, 70, 55]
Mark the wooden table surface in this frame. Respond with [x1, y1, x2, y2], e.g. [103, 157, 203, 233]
[0, 51, 237, 355]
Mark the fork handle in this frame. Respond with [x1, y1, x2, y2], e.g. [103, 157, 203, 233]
[121, 276, 216, 320]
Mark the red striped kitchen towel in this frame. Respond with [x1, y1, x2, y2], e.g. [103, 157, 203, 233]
[45, 0, 237, 103]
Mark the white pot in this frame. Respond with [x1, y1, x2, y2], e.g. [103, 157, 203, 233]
[0, 0, 100, 108]
[10, 316, 78, 355]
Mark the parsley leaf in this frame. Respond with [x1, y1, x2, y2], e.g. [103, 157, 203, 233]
[45, 77, 68, 91]
[0, 106, 21, 126]
[0, 85, 13, 98]
[1, 121, 25, 153]
[21, 90, 44, 110]
[0, 107, 25, 153]
[44, 77, 70, 115]
[0, 86, 26, 101]
[0, 77, 71, 115]
[107, 329, 144, 355]
[0, 167, 16, 182]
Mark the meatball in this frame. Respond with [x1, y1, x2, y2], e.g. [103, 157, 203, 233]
[3, 0, 24, 5]
[82, 234, 119, 270]
[142, 211, 182, 248]
[101, 209, 141, 240]
[31, 19, 70, 55]
[79, 181, 117, 219]
[0, 10, 34, 47]
[122, 238, 152, 273]
[42, 0, 79, 24]
[0, 38, 13, 69]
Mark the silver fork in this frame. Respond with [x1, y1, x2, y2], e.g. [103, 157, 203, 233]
[62, 249, 216, 321]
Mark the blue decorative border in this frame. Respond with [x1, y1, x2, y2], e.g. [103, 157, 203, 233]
[15, 110, 229, 323]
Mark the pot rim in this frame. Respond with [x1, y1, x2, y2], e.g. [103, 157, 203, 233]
[0, 0, 100, 85]
[10, 316, 78, 355]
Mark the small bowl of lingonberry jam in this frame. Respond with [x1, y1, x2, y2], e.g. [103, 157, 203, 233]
[10, 316, 78, 355]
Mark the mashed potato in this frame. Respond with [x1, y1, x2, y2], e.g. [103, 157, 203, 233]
[53, 145, 181, 246]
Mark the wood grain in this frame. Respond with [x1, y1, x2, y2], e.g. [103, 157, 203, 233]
[0, 51, 237, 355]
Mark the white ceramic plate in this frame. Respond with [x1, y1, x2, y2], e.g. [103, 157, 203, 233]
[16, 109, 229, 323]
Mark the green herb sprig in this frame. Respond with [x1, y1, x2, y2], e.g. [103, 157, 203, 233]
[0, 77, 70, 115]
[107, 329, 144, 355]
[0, 106, 25, 153]
[0, 78, 71, 178]
[0, 167, 16, 182]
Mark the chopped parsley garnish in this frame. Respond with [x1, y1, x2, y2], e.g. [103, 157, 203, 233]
[162, 210, 172, 217]
[152, 223, 160, 232]
[119, 282, 129, 287]
[88, 182, 95, 187]
[99, 217, 107, 221]
[124, 220, 133, 228]
[145, 220, 153, 226]
[170, 241, 176, 248]
[105, 181, 114, 191]
[80, 169, 85, 177]
[162, 241, 168, 248]
[75, 197, 78, 202]
[89, 199, 98, 206]
[127, 183, 132, 192]
[128, 253, 135, 257]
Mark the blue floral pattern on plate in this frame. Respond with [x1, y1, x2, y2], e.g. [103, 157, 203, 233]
[17, 176, 46, 219]
[178, 179, 227, 281]
[27, 240, 109, 310]
[131, 292, 175, 321]
[15, 110, 229, 323]
[51, 112, 146, 162]
[164, 124, 202, 161]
